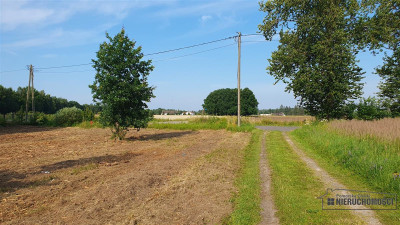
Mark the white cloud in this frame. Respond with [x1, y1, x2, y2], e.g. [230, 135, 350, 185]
[3, 26, 108, 48]
[0, 0, 175, 31]
[201, 15, 212, 22]
[154, 0, 254, 18]
[42, 53, 58, 58]
[0, 1, 54, 30]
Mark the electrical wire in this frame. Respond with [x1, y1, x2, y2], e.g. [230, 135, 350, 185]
[35, 63, 93, 70]
[0, 68, 28, 73]
[152, 43, 236, 62]
[0, 33, 269, 73]
[144, 35, 237, 56]
[35, 69, 94, 74]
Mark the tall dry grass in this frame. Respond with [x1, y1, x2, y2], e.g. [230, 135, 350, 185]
[328, 118, 400, 143]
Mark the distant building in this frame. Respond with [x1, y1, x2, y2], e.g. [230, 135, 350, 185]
[182, 111, 195, 115]
[272, 112, 286, 116]
[161, 110, 178, 115]
[260, 113, 272, 116]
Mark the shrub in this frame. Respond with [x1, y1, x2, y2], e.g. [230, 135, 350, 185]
[14, 108, 24, 123]
[356, 97, 390, 120]
[82, 107, 94, 121]
[35, 112, 48, 125]
[54, 107, 83, 126]
[0, 116, 5, 126]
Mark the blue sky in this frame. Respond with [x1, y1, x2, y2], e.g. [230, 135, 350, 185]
[0, 0, 386, 110]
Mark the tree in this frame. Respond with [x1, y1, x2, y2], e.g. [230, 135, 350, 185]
[89, 28, 155, 140]
[259, 0, 364, 119]
[203, 88, 258, 116]
[360, 0, 400, 116]
[355, 97, 390, 120]
[0, 85, 19, 118]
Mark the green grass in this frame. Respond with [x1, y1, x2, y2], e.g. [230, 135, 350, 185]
[71, 163, 99, 175]
[266, 131, 358, 224]
[291, 125, 400, 224]
[75, 120, 104, 129]
[225, 130, 262, 225]
[148, 117, 255, 132]
[253, 120, 305, 126]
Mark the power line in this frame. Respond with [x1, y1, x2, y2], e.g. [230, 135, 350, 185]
[0, 68, 27, 73]
[0, 33, 268, 73]
[242, 33, 264, 37]
[35, 63, 93, 70]
[35, 69, 94, 74]
[144, 35, 237, 56]
[153, 43, 236, 62]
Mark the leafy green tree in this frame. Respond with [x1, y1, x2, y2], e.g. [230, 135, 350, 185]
[82, 106, 95, 121]
[54, 107, 83, 126]
[259, 0, 364, 119]
[241, 88, 259, 115]
[377, 48, 400, 116]
[203, 88, 258, 116]
[355, 1, 399, 116]
[367, 1, 399, 116]
[89, 28, 155, 140]
[356, 97, 390, 120]
[0, 85, 19, 118]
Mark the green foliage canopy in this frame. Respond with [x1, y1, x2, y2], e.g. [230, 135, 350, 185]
[363, 0, 400, 116]
[90, 28, 155, 139]
[0, 85, 19, 116]
[54, 107, 83, 126]
[259, 0, 365, 119]
[203, 88, 258, 116]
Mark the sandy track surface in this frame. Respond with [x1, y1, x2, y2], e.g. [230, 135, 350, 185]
[259, 132, 280, 225]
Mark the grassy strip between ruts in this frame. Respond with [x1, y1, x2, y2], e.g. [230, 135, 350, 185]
[290, 125, 400, 224]
[265, 131, 359, 224]
[224, 129, 262, 225]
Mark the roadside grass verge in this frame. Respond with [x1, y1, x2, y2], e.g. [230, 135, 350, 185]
[290, 125, 400, 224]
[225, 129, 262, 224]
[266, 131, 357, 224]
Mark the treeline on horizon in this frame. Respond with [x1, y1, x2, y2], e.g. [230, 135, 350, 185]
[150, 106, 306, 116]
[259, 105, 306, 115]
[0, 85, 102, 116]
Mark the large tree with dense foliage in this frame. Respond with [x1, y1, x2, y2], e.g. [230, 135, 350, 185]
[89, 28, 154, 140]
[203, 88, 258, 116]
[0, 85, 19, 117]
[360, 0, 400, 116]
[259, 0, 365, 119]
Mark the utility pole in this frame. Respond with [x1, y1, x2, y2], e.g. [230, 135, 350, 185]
[237, 32, 241, 127]
[25, 65, 34, 122]
[31, 65, 35, 114]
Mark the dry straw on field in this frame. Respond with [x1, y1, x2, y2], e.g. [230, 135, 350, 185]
[328, 118, 400, 143]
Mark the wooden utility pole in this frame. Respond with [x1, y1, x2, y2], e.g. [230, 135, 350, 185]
[31, 65, 35, 114]
[237, 32, 241, 127]
[25, 65, 34, 122]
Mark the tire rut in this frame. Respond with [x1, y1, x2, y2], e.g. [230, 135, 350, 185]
[259, 132, 280, 225]
[282, 132, 381, 225]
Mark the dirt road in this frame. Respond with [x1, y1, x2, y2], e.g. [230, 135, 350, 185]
[259, 132, 280, 225]
[282, 132, 382, 225]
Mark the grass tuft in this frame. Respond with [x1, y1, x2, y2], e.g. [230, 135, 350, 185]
[226, 129, 262, 224]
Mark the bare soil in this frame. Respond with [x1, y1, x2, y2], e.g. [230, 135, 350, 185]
[259, 132, 280, 225]
[0, 126, 250, 224]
